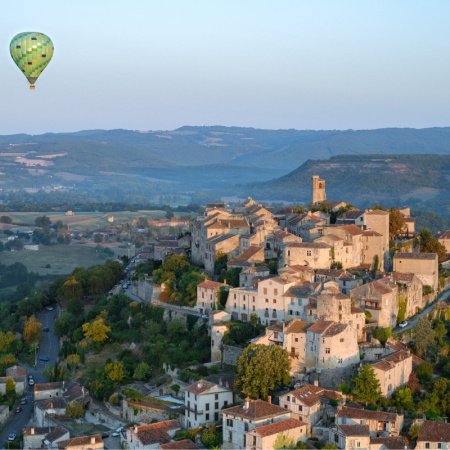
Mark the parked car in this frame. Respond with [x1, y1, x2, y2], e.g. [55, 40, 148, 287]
[122, 284, 128, 289]
[112, 427, 124, 436]
[127, 280, 131, 286]
[201, 314, 209, 319]
[42, 326, 50, 332]
[29, 379, 34, 386]
[20, 398, 28, 405]
[14, 407, 22, 413]
[46, 306, 54, 311]
[39, 356, 49, 362]
[120, 280, 124, 284]
[8, 433, 17, 441]
[102, 432, 109, 439]
[399, 320, 409, 328]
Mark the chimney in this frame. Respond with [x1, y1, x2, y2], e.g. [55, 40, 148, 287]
[224, 279, 227, 285]
[198, 380, 203, 388]
[134, 426, 138, 433]
[244, 397, 250, 409]
[31, 428, 35, 435]
[398, 353, 402, 360]
[268, 395, 271, 404]
[82, 386, 85, 396]
[219, 378, 223, 386]
[225, 380, 229, 388]
[314, 379, 319, 387]
[91, 436, 96, 445]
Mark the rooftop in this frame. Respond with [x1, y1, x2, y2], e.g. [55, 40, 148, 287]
[57, 434, 102, 449]
[253, 418, 306, 437]
[223, 399, 287, 420]
[337, 424, 371, 437]
[439, 230, 450, 240]
[369, 437, 407, 449]
[132, 421, 180, 446]
[336, 406, 400, 422]
[185, 380, 228, 395]
[197, 280, 227, 289]
[416, 420, 450, 443]
[160, 439, 198, 450]
[286, 242, 332, 249]
[393, 252, 437, 260]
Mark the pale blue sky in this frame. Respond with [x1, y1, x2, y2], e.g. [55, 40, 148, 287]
[1, 0, 450, 134]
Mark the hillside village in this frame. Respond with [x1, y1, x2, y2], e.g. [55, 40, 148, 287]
[2, 175, 450, 450]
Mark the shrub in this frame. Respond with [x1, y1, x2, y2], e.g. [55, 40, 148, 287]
[109, 393, 119, 404]
[209, 365, 219, 374]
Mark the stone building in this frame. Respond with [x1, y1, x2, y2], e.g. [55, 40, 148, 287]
[196, 280, 229, 315]
[278, 384, 341, 431]
[393, 252, 439, 294]
[204, 233, 240, 276]
[370, 350, 412, 398]
[282, 242, 333, 269]
[121, 421, 180, 449]
[245, 418, 307, 450]
[227, 246, 265, 272]
[314, 269, 361, 295]
[438, 230, 450, 254]
[279, 265, 316, 283]
[23, 426, 70, 449]
[351, 278, 399, 329]
[57, 435, 104, 450]
[239, 266, 270, 288]
[335, 405, 403, 437]
[328, 424, 371, 450]
[227, 286, 258, 322]
[222, 399, 292, 450]
[183, 380, 234, 428]
[0, 404, 8, 425]
[414, 420, 450, 450]
[264, 230, 302, 259]
[286, 212, 327, 241]
[283, 283, 322, 321]
[210, 322, 229, 363]
[391, 272, 424, 318]
[361, 230, 386, 271]
[312, 175, 326, 204]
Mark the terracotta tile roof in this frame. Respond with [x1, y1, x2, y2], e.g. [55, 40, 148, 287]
[318, 234, 343, 243]
[342, 210, 364, 219]
[351, 306, 364, 314]
[287, 242, 332, 249]
[0, 375, 26, 383]
[336, 406, 400, 422]
[337, 424, 370, 436]
[286, 384, 324, 406]
[286, 265, 315, 273]
[319, 199, 346, 208]
[34, 381, 77, 392]
[197, 280, 227, 289]
[439, 230, 450, 240]
[417, 420, 450, 443]
[5, 366, 27, 377]
[315, 269, 352, 279]
[274, 230, 296, 239]
[386, 339, 424, 368]
[393, 252, 437, 260]
[223, 399, 288, 420]
[254, 418, 306, 437]
[366, 210, 390, 215]
[185, 380, 226, 395]
[370, 281, 394, 295]
[283, 283, 320, 298]
[341, 225, 364, 236]
[267, 323, 284, 332]
[57, 434, 102, 449]
[284, 320, 310, 334]
[207, 233, 239, 245]
[307, 321, 334, 335]
[45, 427, 69, 443]
[132, 421, 180, 446]
[362, 230, 383, 237]
[228, 246, 264, 265]
[391, 272, 415, 283]
[372, 350, 411, 372]
[323, 322, 347, 337]
[369, 437, 407, 449]
[35, 397, 67, 410]
[242, 266, 269, 274]
[160, 439, 198, 449]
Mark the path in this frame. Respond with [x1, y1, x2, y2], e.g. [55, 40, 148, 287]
[392, 289, 450, 335]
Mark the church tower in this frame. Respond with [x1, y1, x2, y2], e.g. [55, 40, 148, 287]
[312, 175, 326, 204]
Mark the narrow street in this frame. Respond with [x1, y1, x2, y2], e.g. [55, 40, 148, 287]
[0, 307, 59, 447]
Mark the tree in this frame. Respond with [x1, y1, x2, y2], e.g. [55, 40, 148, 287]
[165, 210, 174, 220]
[65, 354, 80, 373]
[273, 432, 295, 449]
[219, 267, 242, 287]
[133, 362, 151, 381]
[372, 327, 391, 346]
[407, 372, 422, 394]
[409, 423, 422, 441]
[214, 251, 228, 275]
[171, 384, 181, 396]
[67, 298, 84, 316]
[0, 354, 16, 373]
[23, 315, 43, 346]
[66, 400, 84, 418]
[0, 331, 15, 353]
[419, 228, 447, 261]
[235, 344, 291, 400]
[389, 208, 406, 239]
[434, 321, 447, 345]
[293, 205, 306, 214]
[105, 360, 125, 386]
[5, 378, 15, 400]
[34, 215, 52, 227]
[413, 318, 435, 358]
[82, 317, 111, 343]
[391, 387, 414, 411]
[94, 233, 103, 244]
[416, 362, 434, 384]
[54, 312, 77, 337]
[200, 423, 222, 449]
[61, 277, 83, 303]
[372, 254, 380, 276]
[167, 318, 187, 342]
[0, 215, 12, 224]
[352, 364, 381, 404]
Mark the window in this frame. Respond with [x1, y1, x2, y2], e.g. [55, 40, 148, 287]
[425, 444, 430, 449]
[265, 298, 269, 303]
[244, 422, 249, 431]
[298, 405, 302, 412]
[243, 304, 246, 309]
[226, 418, 233, 427]
[252, 305, 255, 311]
[295, 338, 298, 342]
[206, 403, 210, 411]
[307, 250, 312, 256]
[229, 431, 232, 442]
[340, 338, 344, 342]
[287, 395, 290, 401]
[215, 402, 219, 409]
[274, 289, 278, 295]
[326, 348, 330, 354]
[357, 442, 361, 448]
[243, 295, 246, 300]
[234, 303, 236, 308]
[206, 413, 209, 420]
[263, 288, 267, 295]
[273, 299, 276, 304]
[342, 418, 347, 424]
[274, 332, 278, 339]
[215, 394, 219, 400]
[252, 296, 255, 302]
[438, 444, 442, 449]
[212, 340, 214, 347]
[338, 358, 343, 364]
[234, 293, 236, 299]
[202, 292, 204, 298]
[224, 401, 228, 407]
[288, 250, 291, 256]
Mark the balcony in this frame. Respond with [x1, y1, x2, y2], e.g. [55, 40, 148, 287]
[365, 304, 382, 311]
[183, 405, 204, 415]
[290, 352, 300, 359]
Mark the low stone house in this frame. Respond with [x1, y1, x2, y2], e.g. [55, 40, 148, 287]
[438, 230, 450, 255]
[245, 417, 307, 450]
[159, 439, 198, 450]
[370, 350, 413, 398]
[122, 397, 181, 424]
[121, 421, 180, 450]
[227, 245, 265, 271]
[278, 384, 341, 430]
[57, 434, 103, 450]
[222, 398, 292, 450]
[391, 272, 424, 318]
[0, 375, 26, 395]
[239, 266, 270, 288]
[204, 233, 241, 276]
[335, 405, 403, 437]
[369, 436, 407, 449]
[315, 269, 362, 295]
[414, 419, 450, 450]
[278, 265, 315, 283]
[23, 426, 70, 449]
[282, 242, 333, 269]
[328, 424, 371, 450]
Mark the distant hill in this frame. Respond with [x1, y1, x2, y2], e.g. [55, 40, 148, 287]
[236, 154, 450, 210]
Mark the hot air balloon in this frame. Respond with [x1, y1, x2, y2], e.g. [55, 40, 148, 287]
[10, 32, 54, 90]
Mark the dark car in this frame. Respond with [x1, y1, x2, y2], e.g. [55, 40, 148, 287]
[42, 327, 50, 332]
[102, 432, 109, 439]
[39, 356, 49, 362]
[14, 407, 22, 413]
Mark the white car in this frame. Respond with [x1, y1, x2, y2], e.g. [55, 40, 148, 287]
[398, 321, 409, 328]
[112, 427, 124, 437]
[8, 433, 17, 441]
[46, 306, 54, 311]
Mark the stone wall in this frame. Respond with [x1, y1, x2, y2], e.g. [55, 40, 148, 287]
[316, 364, 359, 390]
[359, 345, 392, 362]
[222, 344, 243, 366]
[131, 279, 153, 302]
[122, 398, 180, 425]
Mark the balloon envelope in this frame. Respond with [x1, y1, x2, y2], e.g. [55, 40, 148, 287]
[10, 32, 54, 86]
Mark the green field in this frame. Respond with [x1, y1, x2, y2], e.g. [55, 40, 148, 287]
[0, 244, 104, 276]
[6, 210, 166, 230]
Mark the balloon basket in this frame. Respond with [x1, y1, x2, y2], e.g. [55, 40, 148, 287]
[30, 85, 35, 90]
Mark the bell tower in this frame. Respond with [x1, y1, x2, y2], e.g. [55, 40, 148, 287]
[312, 175, 326, 204]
